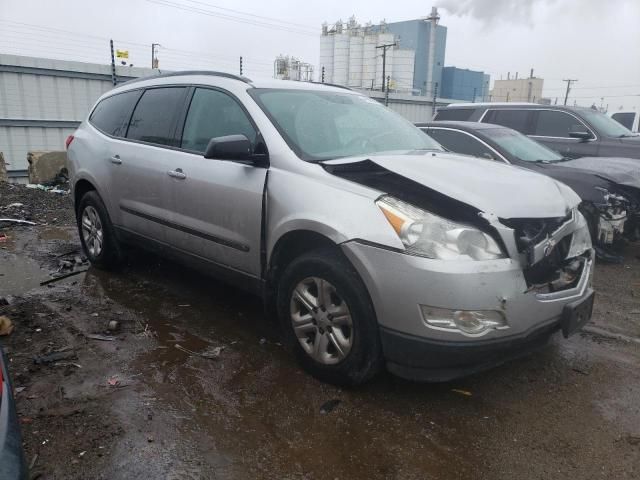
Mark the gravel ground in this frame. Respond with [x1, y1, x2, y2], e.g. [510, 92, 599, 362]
[0, 184, 639, 480]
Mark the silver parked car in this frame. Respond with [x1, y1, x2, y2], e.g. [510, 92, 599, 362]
[67, 72, 595, 385]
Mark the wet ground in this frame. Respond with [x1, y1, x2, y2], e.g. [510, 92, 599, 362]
[1, 185, 639, 479]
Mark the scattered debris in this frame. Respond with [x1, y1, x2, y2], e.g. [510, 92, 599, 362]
[178, 304, 191, 307]
[0, 218, 36, 226]
[259, 338, 267, 345]
[86, 333, 116, 342]
[147, 436, 154, 443]
[174, 344, 223, 360]
[0, 315, 14, 336]
[626, 435, 640, 446]
[39, 269, 89, 286]
[29, 454, 38, 470]
[107, 320, 119, 332]
[107, 376, 120, 387]
[0, 233, 7, 242]
[451, 389, 473, 397]
[572, 367, 590, 376]
[33, 350, 77, 365]
[320, 399, 342, 414]
[15, 386, 26, 394]
[6, 202, 24, 208]
[79, 451, 87, 457]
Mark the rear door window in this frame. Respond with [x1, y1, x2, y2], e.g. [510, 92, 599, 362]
[89, 90, 141, 137]
[425, 128, 497, 160]
[180, 88, 257, 153]
[611, 112, 635, 130]
[433, 108, 474, 121]
[482, 109, 532, 134]
[126, 87, 187, 146]
[532, 110, 586, 138]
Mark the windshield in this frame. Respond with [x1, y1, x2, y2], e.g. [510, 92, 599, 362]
[483, 127, 564, 163]
[249, 88, 443, 161]
[579, 108, 636, 137]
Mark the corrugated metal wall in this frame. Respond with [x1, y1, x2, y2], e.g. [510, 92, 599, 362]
[0, 54, 157, 174]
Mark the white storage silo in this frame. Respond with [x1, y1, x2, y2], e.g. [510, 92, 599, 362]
[319, 34, 335, 83]
[362, 33, 378, 90]
[391, 49, 415, 92]
[348, 34, 364, 88]
[332, 33, 350, 86]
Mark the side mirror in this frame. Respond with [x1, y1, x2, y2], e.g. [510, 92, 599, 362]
[204, 134, 253, 160]
[568, 125, 594, 141]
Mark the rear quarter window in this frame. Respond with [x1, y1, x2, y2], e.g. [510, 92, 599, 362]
[89, 90, 141, 137]
[433, 108, 475, 121]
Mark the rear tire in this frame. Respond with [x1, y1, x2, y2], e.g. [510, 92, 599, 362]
[276, 249, 382, 386]
[76, 191, 123, 270]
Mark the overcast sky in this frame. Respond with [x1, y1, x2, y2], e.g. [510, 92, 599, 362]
[1, 0, 639, 110]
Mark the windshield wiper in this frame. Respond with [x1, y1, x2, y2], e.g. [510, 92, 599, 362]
[618, 134, 638, 138]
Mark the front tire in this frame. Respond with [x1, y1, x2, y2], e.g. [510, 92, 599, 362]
[277, 249, 382, 386]
[76, 191, 123, 270]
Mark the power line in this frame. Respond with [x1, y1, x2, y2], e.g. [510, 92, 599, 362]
[179, 0, 316, 30]
[143, 0, 317, 36]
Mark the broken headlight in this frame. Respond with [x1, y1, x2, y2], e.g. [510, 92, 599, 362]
[376, 195, 505, 261]
[567, 210, 592, 258]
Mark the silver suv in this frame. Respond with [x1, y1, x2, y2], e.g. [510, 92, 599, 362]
[67, 72, 595, 385]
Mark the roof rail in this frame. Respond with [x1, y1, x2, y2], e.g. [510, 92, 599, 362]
[120, 70, 253, 86]
[309, 81, 353, 91]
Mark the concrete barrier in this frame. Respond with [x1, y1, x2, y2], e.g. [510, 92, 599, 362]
[27, 151, 68, 185]
[0, 152, 7, 182]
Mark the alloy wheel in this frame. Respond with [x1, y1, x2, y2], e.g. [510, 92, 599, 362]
[289, 276, 353, 365]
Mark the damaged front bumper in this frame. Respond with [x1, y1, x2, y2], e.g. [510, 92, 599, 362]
[341, 214, 594, 382]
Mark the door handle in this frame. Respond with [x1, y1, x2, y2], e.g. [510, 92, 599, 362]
[167, 168, 186, 180]
[110, 155, 122, 165]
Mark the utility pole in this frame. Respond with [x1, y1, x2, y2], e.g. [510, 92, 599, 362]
[563, 79, 578, 106]
[506, 91, 510, 103]
[239, 56, 243, 76]
[385, 76, 390, 106]
[151, 43, 161, 69]
[109, 39, 117, 86]
[472, 87, 477, 103]
[527, 81, 533, 102]
[376, 42, 397, 92]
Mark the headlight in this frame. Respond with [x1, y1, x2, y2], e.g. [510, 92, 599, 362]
[567, 210, 592, 258]
[376, 195, 505, 261]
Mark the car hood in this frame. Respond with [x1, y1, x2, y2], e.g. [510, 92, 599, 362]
[324, 151, 580, 219]
[524, 163, 613, 204]
[559, 156, 640, 189]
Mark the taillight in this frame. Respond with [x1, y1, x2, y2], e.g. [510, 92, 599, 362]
[65, 135, 75, 149]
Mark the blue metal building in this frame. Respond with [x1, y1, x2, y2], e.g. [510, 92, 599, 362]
[440, 67, 491, 102]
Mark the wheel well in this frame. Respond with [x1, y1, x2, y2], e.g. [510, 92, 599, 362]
[267, 230, 340, 283]
[264, 230, 341, 314]
[74, 179, 96, 211]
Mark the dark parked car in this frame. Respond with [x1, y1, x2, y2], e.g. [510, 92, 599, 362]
[0, 345, 28, 479]
[417, 121, 640, 259]
[433, 103, 640, 160]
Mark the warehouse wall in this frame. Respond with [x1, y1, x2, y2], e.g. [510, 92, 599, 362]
[0, 54, 158, 175]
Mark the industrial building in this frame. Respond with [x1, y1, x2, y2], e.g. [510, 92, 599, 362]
[441, 67, 491, 102]
[490, 73, 544, 103]
[0, 54, 157, 180]
[273, 55, 314, 82]
[319, 18, 417, 93]
[319, 8, 490, 101]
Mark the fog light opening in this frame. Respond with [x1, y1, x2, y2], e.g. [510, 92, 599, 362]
[421, 305, 507, 337]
